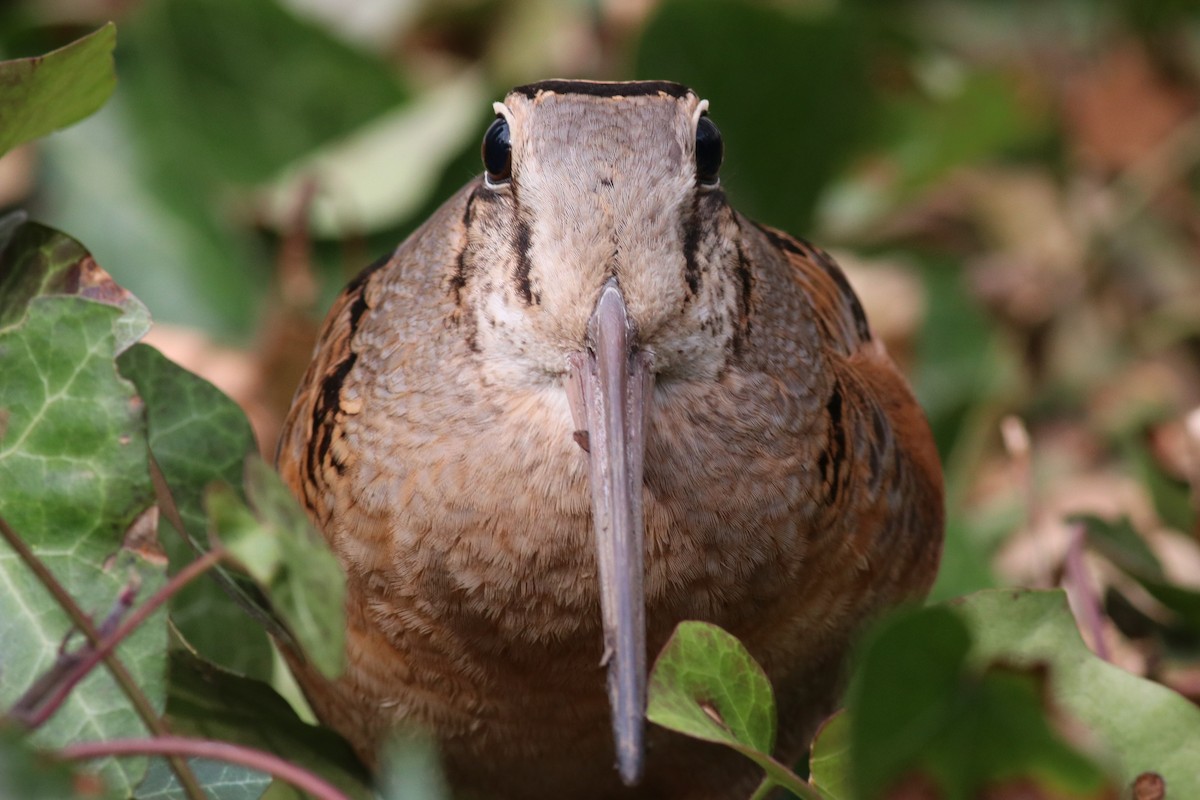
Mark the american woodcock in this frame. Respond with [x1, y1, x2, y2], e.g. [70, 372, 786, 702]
[276, 80, 944, 800]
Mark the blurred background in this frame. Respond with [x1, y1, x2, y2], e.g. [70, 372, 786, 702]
[3, 0, 1200, 697]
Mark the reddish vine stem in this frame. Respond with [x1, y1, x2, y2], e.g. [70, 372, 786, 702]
[62, 736, 351, 800]
[18, 548, 226, 729]
[10, 581, 142, 723]
[0, 512, 206, 800]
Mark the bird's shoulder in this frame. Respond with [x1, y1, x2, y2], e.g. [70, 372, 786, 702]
[739, 218, 942, 534]
[275, 250, 394, 523]
[741, 219, 872, 361]
[275, 183, 483, 521]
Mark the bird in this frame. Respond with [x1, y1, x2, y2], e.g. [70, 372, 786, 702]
[275, 79, 944, 800]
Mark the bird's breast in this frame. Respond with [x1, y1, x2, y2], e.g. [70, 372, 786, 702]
[332, 368, 824, 655]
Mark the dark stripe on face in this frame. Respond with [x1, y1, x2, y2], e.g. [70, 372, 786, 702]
[514, 217, 537, 305]
[681, 190, 729, 299]
[735, 244, 753, 325]
[681, 195, 701, 295]
[448, 186, 480, 306]
[731, 240, 754, 356]
[511, 80, 692, 99]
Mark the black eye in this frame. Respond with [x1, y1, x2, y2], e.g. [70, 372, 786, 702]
[695, 115, 723, 186]
[482, 117, 512, 184]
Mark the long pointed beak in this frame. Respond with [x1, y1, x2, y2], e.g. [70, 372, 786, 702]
[567, 278, 653, 786]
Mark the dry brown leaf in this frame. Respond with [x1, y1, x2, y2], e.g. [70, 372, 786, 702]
[1063, 40, 1197, 172]
[964, 169, 1086, 329]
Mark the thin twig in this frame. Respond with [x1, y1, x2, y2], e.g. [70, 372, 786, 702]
[61, 736, 351, 800]
[99, 581, 141, 638]
[0, 512, 206, 800]
[1065, 521, 1111, 662]
[14, 548, 225, 729]
[10, 578, 142, 722]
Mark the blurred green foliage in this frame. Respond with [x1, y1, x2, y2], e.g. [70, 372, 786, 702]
[636, 0, 875, 232]
[843, 599, 1114, 799]
[0, 22, 115, 154]
[0, 0, 1076, 338]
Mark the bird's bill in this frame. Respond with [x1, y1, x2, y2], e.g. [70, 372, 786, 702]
[566, 279, 653, 786]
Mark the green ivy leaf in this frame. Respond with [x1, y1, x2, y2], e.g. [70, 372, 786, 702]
[0, 24, 117, 157]
[208, 457, 346, 679]
[648, 621, 824, 798]
[136, 758, 270, 800]
[0, 220, 166, 795]
[117, 343, 273, 680]
[807, 713, 850, 800]
[961, 589, 1200, 794]
[0, 216, 149, 352]
[647, 621, 776, 758]
[844, 605, 972, 797]
[844, 600, 1112, 799]
[155, 650, 370, 800]
[0, 724, 94, 800]
[818, 591, 1200, 797]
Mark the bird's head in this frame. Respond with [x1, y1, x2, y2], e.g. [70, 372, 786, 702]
[463, 79, 744, 388]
